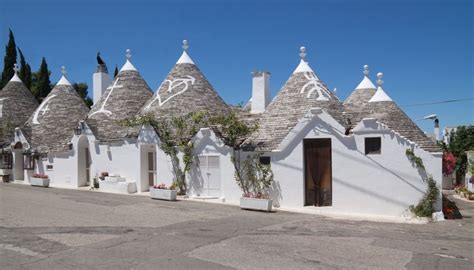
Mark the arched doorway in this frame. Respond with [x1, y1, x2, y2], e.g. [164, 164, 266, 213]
[13, 142, 24, 181]
[77, 136, 91, 187]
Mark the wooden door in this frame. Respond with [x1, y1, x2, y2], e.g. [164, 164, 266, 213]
[85, 147, 91, 184]
[148, 152, 156, 187]
[304, 139, 332, 206]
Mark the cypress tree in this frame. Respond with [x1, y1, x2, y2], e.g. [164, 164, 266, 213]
[18, 48, 32, 89]
[72, 82, 93, 108]
[114, 65, 118, 78]
[1, 29, 17, 89]
[33, 57, 51, 102]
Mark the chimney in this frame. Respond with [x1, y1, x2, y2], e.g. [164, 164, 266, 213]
[93, 65, 112, 105]
[251, 71, 270, 114]
[434, 118, 440, 141]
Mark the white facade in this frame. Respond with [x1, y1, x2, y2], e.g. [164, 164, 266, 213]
[177, 112, 443, 217]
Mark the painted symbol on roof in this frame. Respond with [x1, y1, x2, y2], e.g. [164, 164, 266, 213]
[144, 75, 196, 109]
[33, 94, 57, 124]
[0, 98, 8, 118]
[300, 72, 332, 101]
[89, 78, 123, 117]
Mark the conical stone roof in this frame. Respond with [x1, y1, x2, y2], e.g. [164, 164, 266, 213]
[0, 69, 38, 146]
[362, 73, 440, 152]
[248, 47, 346, 151]
[140, 41, 229, 120]
[344, 65, 377, 124]
[23, 68, 89, 153]
[87, 50, 153, 142]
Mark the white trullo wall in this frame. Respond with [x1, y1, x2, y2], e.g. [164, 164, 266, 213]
[265, 112, 442, 216]
[189, 128, 241, 202]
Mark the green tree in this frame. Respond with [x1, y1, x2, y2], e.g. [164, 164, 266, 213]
[121, 112, 208, 194]
[113, 65, 118, 78]
[32, 57, 51, 102]
[208, 110, 259, 195]
[447, 125, 474, 184]
[72, 82, 93, 108]
[1, 29, 17, 89]
[18, 48, 32, 89]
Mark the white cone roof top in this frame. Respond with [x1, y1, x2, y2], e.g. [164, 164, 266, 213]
[120, 49, 137, 72]
[369, 72, 393, 102]
[292, 46, 319, 79]
[176, 40, 195, 65]
[56, 66, 72, 86]
[355, 65, 376, 90]
[9, 63, 22, 82]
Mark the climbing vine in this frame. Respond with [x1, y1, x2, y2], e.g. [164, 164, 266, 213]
[208, 110, 271, 197]
[121, 111, 207, 194]
[406, 149, 439, 217]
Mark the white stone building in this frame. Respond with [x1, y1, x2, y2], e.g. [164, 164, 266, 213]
[2, 43, 442, 218]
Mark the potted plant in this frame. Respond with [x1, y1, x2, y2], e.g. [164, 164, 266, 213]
[31, 173, 50, 187]
[150, 183, 177, 201]
[98, 172, 109, 181]
[240, 192, 273, 212]
[237, 154, 274, 212]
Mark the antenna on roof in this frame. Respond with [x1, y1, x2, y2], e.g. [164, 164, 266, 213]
[13, 63, 19, 74]
[299, 46, 307, 61]
[126, 49, 132, 60]
[61, 66, 67, 76]
[182, 40, 189, 51]
[376, 72, 384, 87]
[363, 64, 369, 76]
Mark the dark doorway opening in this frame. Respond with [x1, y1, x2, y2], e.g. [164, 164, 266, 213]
[304, 139, 332, 206]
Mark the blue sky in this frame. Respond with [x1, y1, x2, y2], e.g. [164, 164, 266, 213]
[1, 0, 472, 134]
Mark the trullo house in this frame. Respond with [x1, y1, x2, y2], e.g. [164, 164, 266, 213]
[13, 67, 90, 187]
[3, 44, 442, 218]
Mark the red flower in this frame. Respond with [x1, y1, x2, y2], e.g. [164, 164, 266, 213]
[442, 152, 456, 176]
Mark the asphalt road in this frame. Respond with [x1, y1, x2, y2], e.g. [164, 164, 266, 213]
[1, 183, 473, 270]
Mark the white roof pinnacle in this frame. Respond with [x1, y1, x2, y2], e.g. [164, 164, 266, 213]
[369, 72, 392, 102]
[120, 49, 137, 72]
[293, 46, 316, 74]
[10, 63, 22, 82]
[355, 64, 376, 90]
[57, 66, 72, 86]
[176, 40, 195, 65]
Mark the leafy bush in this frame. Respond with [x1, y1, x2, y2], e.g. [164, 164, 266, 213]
[153, 183, 175, 190]
[32, 173, 48, 179]
[406, 149, 439, 217]
[410, 176, 439, 217]
[239, 154, 274, 199]
[442, 152, 456, 176]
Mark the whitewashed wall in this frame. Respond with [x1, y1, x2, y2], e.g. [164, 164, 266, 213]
[190, 129, 241, 202]
[267, 113, 442, 216]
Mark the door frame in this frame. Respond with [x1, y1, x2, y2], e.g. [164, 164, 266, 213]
[147, 151, 157, 187]
[13, 142, 24, 181]
[303, 138, 332, 206]
[198, 155, 221, 197]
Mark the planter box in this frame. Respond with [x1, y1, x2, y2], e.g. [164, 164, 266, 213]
[31, 177, 50, 187]
[150, 188, 177, 201]
[99, 180, 136, 194]
[240, 197, 273, 212]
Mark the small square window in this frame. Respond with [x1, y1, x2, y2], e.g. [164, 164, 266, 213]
[365, 137, 381, 155]
[259, 156, 271, 165]
[46, 165, 54, 171]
